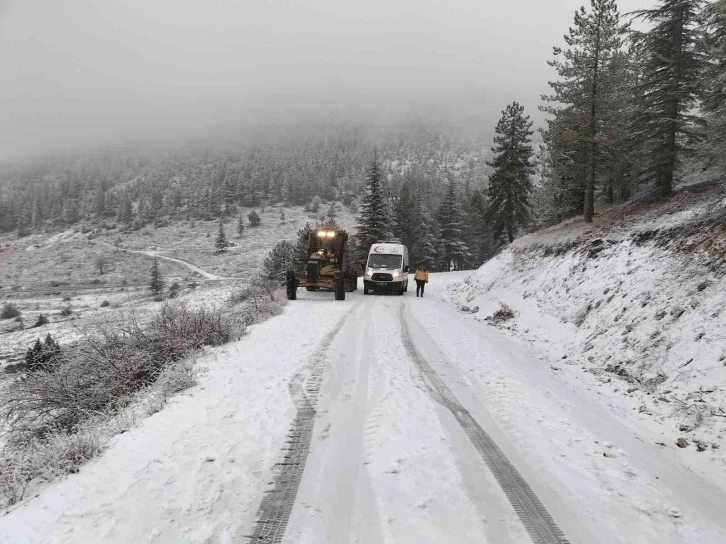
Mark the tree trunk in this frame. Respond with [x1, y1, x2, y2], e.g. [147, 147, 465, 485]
[662, 5, 685, 198]
[606, 178, 614, 203]
[507, 223, 514, 243]
[584, 19, 602, 224]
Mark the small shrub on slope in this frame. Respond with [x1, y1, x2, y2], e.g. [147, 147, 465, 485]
[1, 302, 20, 320]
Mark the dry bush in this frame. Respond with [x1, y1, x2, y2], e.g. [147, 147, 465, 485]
[230, 279, 286, 326]
[0, 303, 235, 507]
[0, 429, 101, 507]
[488, 303, 515, 323]
[1, 303, 241, 449]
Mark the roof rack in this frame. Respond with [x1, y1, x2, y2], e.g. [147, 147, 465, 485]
[377, 239, 402, 244]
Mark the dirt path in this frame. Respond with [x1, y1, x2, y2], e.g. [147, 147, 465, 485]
[94, 240, 223, 280]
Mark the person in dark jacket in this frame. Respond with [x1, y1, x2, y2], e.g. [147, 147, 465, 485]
[414, 266, 429, 297]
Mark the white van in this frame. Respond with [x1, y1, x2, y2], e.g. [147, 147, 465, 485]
[363, 242, 409, 295]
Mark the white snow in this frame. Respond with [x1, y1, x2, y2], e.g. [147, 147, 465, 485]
[447, 241, 726, 488]
[3, 231, 726, 542]
[0, 297, 352, 543]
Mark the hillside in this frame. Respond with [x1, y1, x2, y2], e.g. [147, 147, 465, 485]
[447, 178, 726, 481]
[0, 203, 357, 371]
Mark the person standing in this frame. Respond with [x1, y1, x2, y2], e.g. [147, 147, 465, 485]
[414, 266, 428, 297]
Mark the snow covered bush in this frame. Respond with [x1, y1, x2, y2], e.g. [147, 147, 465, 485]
[24, 334, 63, 372]
[488, 303, 515, 323]
[262, 240, 296, 282]
[1, 303, 241, 447]
[0, 302, 243, 507]
[32, 313, 49, 327]
[1, 302, 20, 320]
[248, 210, 261, 227]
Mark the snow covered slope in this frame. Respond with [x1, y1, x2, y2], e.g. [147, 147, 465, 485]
[448, 183, 726, 487]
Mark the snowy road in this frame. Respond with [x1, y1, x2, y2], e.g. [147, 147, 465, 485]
[274, 277, 726, 543]
[3, 274, 726, 543]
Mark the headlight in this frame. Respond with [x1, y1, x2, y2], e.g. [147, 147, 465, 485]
[365, 268, 372, 276]
[393, 270, 401, 278]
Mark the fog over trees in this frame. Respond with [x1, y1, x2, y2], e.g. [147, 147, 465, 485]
[4, 0, 725, 269]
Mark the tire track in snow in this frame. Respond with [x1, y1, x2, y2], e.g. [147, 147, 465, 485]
[248, 310, 353, 543]
[399, 303, 569, 544]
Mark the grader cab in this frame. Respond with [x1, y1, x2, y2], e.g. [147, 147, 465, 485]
[286, 227, 357, 301]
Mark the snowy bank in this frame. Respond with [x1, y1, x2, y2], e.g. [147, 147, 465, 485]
[448, 195, 726, 486]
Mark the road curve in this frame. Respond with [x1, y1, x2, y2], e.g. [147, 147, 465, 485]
[94, 240, 223, 280]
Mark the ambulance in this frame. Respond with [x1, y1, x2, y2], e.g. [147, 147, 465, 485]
[363, 241, 409, 295]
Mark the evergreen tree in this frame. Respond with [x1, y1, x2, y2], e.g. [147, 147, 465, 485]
[215, 217, 228, 252]
[149, 256, 164, 300]
[542, 0, 624, 222]
[280, 206, 287, 223]
[263, 240, 296, 281]
[415, 207, 440, 271]
[25, 333, 62, 372]
[392, 180, 421, 260]
[327, 202, 336, 219]
[466, 189, 496, 266]
[117, 197, 133, 224]
[356, 154, 390, 254]
[633, 0, 706, 196]
[63, 199, 80, 225]
[700, 0, 726, 168]
[248, 210, 261, 227]
[294, 222, 314, 274]
[487, 102, 536, 243]
[438, 180, 471, 271]
[237, 211, 245, 237]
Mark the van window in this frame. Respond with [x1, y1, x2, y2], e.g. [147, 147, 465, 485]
[368, 254, 402, 269]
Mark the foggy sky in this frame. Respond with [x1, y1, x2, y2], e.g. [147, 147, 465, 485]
[1, 0, 654, 161]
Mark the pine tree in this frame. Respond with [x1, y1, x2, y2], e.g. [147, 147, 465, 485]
[542, 0, 624, 222]
[701, 0, 726, 168]
[248, 210, 261, 227]
[215, 217, 228, 252]
[415, 207, 440, 271]
[356, 154, 390, 254]
[327, 202, 336, 219]
[466, 189, 495, 266]
[263, 240, 296, 281]
[438, 180, 471, 271]
[280, 206, 287, 223]
[487, 102, 536, 243]
[295, 222, 314, 274]
[392, 180, 422, 260]
[633, 0, 706, 196]
[237, 212, 245, 237]
[149, 256, 164, 300]
[117, 197, 133, 224]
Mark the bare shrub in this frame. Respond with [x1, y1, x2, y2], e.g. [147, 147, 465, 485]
[0, 429, 101, 507]
[0, 297, 271, 507]
[228, 286, 254, 304]
[1, 303, 241, 449]
[230, 278, 286, 325]
[59, 305, 73, 317]
[488, 303, 515, 323]
[168, 282, 180, 298]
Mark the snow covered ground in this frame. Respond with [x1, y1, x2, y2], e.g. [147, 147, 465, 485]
[3, 270, 726, 543]
[448, 236, 726, 486]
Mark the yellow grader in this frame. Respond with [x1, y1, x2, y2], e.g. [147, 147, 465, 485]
[286, 226, 357, 300]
